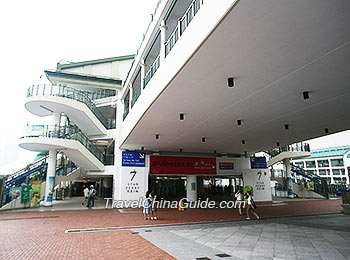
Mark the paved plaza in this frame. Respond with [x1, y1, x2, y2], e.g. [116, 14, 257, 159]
[137, 214, 350, 260]
[0, 199, 348, 259]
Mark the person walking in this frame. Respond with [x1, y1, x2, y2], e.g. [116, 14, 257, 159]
[82, 186, 89, 206]
[235, 189, 244, 216]
[87, 185, 96, 209]
[246, 191, 260, 220]
[150, 191, 158, 220]
[143, 191, 152, 220]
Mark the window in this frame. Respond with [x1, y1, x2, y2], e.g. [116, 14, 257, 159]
[317, 159, 329, 168]
[332, 169, 344, 175]
[331, 159, 344, 167]
[319, 169, 330, 176]
[293, 161, 304, 168]
[306, 161, 316, 168]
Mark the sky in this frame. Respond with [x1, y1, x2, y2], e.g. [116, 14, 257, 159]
[0, 0, 159, 173]
[0, 0, 349, 174]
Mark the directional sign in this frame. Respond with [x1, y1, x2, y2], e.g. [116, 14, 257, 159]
[122, 152, 146, 167]
[250, 157, 267, 169]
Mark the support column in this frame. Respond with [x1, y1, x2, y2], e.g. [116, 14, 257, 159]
[283, 158, 294, 198]
[186, 176, 197, 201]
[159, 20, 167, 62]
[44, 149, 57, 206]
[140, 59, 146, 92]
[52, 112, 61, 126]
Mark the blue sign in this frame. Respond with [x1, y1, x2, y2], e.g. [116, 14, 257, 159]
[122, 152, 146, 167]
[250, 157, 267, 169]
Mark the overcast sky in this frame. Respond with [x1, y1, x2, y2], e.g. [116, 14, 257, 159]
[0, 0, 349, 174]
[0, 0, 159, 172]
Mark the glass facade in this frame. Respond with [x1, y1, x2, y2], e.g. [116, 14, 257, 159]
[305, 160, 316, 168]
[317, 159, 329, 168]
[331, 159, 344, 167]
[319, 169, 330, 176]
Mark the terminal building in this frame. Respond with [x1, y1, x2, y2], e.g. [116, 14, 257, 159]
[1, 0, 350, 208]
[291, 146, 350, 185]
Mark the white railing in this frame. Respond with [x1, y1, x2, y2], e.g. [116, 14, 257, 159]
[144, 54, 161, 88]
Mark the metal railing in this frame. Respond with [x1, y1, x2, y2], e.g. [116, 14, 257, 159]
[165, 27, 179, 57]
[144, 54, 160, 88]
[0, 154, 78, 208]
[123, 107, 130, 121]
[180, 0, 202, 35]
[267, 142, 311, 158]
[123, 0, 204, 120]
[21, 125, 104, 163]
[131, 87, 142, 108]
[27, 84, 115, 129]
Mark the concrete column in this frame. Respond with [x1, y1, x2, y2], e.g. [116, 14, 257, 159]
[44, 149, 57, 206]
[52, 112, 61, 126]
[159, 20, 167, 62]
[283, 158, 294, 198]
[186, 176, 197, 201]
[140, 59, 146, 92]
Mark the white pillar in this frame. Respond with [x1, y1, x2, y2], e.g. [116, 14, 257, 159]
[140, 59, 146, 92]
[159, 20, 167, 62]
[44, 149, 57, 206]
[52, 112, 61, 126]
[284, 158, 294, 198]
[186, 176, 197, 201]
[114, 97, 124, 201]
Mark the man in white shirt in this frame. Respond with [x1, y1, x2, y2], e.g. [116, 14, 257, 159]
[82, 187, 89, 206]
[235, 190, 244, 215]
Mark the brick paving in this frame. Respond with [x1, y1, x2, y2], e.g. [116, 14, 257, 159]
[0, 199, 343, 259]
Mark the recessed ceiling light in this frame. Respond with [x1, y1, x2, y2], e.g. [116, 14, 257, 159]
[228, 77, 235, 88]
[202, 137, 206, 143]
[324, 128, 329, 134]
[237, 120, 242, 126]
[155, 134, 159, 140]
[303, 91, 310, 100]
[276, 142, 280, 147]
[179, 113, 185, 120]
[284, 124, 289, 130]
[242, 140, 246, 145]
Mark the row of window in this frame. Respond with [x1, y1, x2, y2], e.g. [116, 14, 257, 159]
[293, 158, 344, 168]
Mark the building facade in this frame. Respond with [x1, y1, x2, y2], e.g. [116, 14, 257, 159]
[292, 146, 350, 185]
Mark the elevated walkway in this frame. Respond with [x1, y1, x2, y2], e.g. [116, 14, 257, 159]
[19, 125, 104, 171]
[25, 85, 115, 136]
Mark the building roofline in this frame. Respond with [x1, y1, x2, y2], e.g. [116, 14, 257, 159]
[45, 70, 122, 86]
[57, 54, 135, 70]
[311, 145, 350, 152]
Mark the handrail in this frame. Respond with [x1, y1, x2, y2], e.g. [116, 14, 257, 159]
[267, 142, 311, 158]
[21, 125, 104, 163]
[144, 54, 160, 87]
[27, 84, 115, 129]
[123, 0, 163, 89]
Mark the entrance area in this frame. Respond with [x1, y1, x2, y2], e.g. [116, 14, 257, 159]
[149, 176, 186, 200]
[199, 176, 244, 201]
[149, 175, 244, 201]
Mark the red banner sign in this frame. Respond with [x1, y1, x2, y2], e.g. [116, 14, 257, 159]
[150, 156, 217, 175]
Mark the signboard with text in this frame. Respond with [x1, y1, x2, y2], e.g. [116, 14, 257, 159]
[122, 152, 146, 167]
[250, 157, 267, 169]
[150, 156, 216, 175]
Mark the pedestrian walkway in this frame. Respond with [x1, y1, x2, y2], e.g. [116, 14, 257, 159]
[137, 214, 350, 260]
[0, 199, 345, 259]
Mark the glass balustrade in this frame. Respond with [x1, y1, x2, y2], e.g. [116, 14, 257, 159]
[21, 125, 104, 163]
[27, 84, 115, 129]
